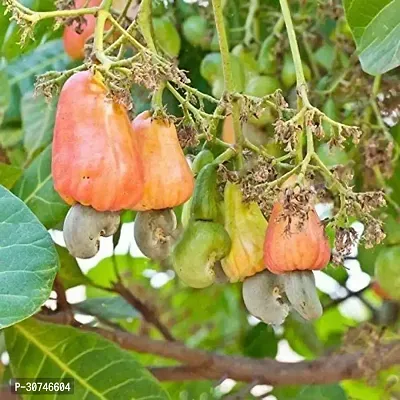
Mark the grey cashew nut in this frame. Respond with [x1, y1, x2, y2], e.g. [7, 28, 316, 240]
[134, 209, 180, 261]
[282, 270, 323, 321]
[242, 270, 290, 326]
[63, 204, 120, 259]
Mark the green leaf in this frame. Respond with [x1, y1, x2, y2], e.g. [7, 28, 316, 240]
[86, 256, 150, 298]
[75, 297, 139, 320]
[272, 385, 302, 399]
[1, 0, 59, 60]
[6, 39, 71, 93]
[0, 163, 23, 189]
[314, 44, 336, 70]
[0, 127, 23, 149]
[343, 0, 400, 75]
[0, 70, 11, 126]
[358, 243, 384, 275]
[243, 323, 278, 359]
[296, 384, 347, 400]
[0, 185, 58, 328]
[315, 308, 356, 346]
[12, 145, 69, 228]
[5, 145, 26, 167]
[5, 318, 170, 399]
[342, 367, 400, 400]
[284, 313, 323, 358]
[0, 3, 9, 51]
[56, 245, 90, 289]
[21, 91, 57, 157]
[342, 379, 386, 400]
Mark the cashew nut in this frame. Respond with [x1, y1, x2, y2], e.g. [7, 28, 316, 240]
[242, 270, 290, 325]
[63, 204, 120, 259]
[282, 270, 323, 320]
[134, 209, 180, 261]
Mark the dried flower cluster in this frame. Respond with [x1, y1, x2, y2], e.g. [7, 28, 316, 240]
[364, 135, 394, 178]
[332, 227, 358, 265]
[328, 125, 362, 148]
[278, 184, 316, 234]
[240, 155, 278, 215]
[344, 191, 386, 248]
[274, 119, 301, 152]
[177, 123, 199, 149]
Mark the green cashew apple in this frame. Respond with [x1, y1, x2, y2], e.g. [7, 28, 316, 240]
[182, 15, 210, 49]
[191, 149, 214, 176]
[153, 17, 181, 58]
[244, 75, 280, 126]
[172, 220, 232, 288]
[257, 35, 278, 75]
[191, 163, 220, 222]
[281, 53, 311, 89]
[232, 44, 258, 80]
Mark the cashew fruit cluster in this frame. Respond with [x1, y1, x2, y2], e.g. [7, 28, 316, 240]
[52, 71, 193, 259]
[242, 176, 330, 325]
[53, 71, 330, 327]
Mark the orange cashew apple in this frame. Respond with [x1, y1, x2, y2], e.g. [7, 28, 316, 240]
[131, 111, 194, 211]
[52, 71, 144, 212]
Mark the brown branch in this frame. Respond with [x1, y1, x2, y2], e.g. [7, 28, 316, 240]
[36, 311, 400, 385]
[36, 312, 399, 386]
[149, 366, 217, 382]
[89, 277, 175, 341]
[52, 276, 74, 324]
[111, 281, 175, 342]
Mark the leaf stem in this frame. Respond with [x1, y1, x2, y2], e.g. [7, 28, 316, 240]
[279, 0, 306, 91]
[212, 0, 244, 168]
[137, 0, 156, 52]
[243, 0, 259, 46]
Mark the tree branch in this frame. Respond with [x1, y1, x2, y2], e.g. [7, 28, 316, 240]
[38, 312, 400, 386]
[111, 281, 175, 342]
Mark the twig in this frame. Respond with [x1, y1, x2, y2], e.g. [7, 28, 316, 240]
[112, 281, 175, 341]
[53, 276, 74, 324]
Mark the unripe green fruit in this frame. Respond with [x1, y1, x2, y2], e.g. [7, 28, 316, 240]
[245, 75, 280, 97]
[182, 15, 210, 48]
[212, 77, 225, 98]
[257, 35, 278, 75]
[200, 53, 222, 84]
[245, 76, 279, 126]
[191, 163, 219, 222]
[200, 53, 245, 92]
[153, 17, 181, 58]
[172, 220, 232, 288]
[281, 54, 311, 89]
[191, 149, 215, 175]
[232, 44, 258, 80]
